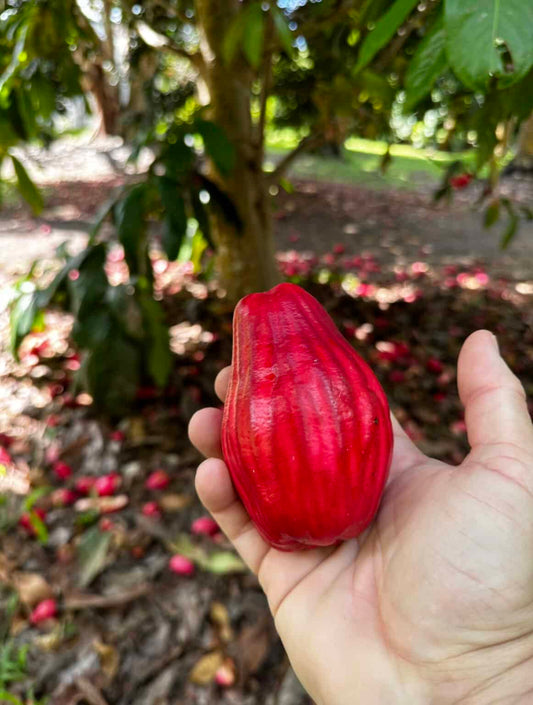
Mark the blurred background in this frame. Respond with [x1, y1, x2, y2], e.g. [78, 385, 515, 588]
[0, 0, 532, 703]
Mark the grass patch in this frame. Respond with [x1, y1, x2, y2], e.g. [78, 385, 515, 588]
[265, 130, 476, 190]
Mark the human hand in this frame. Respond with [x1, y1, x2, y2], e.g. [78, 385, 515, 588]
[189, 330, 533, 705]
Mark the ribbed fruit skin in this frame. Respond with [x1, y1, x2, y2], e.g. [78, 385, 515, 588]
[221, 283, 393, 551]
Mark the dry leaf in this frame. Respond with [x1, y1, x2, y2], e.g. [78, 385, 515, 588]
[34, 627, 64, 652]
[189, 650, 224, 685]
[75, 495, 129, 514]
[231, 616, 272, 679]
[159, 493, 192, 512]
[210, 602, 234, 643]
[13, 571, 53, 606]
[93, 639, 120, 680]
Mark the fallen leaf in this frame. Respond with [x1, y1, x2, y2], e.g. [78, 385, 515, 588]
[210, 602, 234, 643]
[75, 495, 129, 514]
[189, 650, 224, 685]
[93, 639, 120, 680]
[77, 526, 112, 587]
[231, 616, 272, 678]
[159, 493, 192, 511]
[13, 572, 53, 606]
[201, 551, 247, 575]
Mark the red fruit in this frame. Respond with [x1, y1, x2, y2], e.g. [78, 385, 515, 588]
[30, 598, 57, 624]
[191, 516, 219, 537]
[99, 518, 114, 531]
[94, 473, 122, 496]
[52, 461, 72, 481]
[450, 173, 472, 189]
[426, 358, 444, 375]
[0, 446, 12, 466]
[50, 488, 77, 507]
[109, 430, 125, 442]
[145, 470, 170, 491]
[75, 476, 95, 495]
[142, 501, 161, 519]
[332, 243, 345, 255]
[389, 370, 406, 384]
[169, 554, 195, 575]
[221, 283, 393, 551]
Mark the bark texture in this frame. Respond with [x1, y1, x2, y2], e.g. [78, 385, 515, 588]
[195, 0, 280, 302]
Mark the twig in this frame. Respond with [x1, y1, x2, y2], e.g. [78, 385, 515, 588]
[267, 133, 325, 183]
[64, 584, 151, 610]
[123, 644, 184, 694]
[74, 678, 110, 705]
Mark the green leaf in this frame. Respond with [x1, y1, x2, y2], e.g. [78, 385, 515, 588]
[404, 13, 448, 111]
[200, 551, 247, 575]
[137, 292, 172, 388]
[500, 198, 519, 249]
[114, 184, 147, 275]
[0, 23, 29, 93]
[157, 177, 188, 260]
[484, 199, 500, 228]
[85, 334, 141, 415]
[89, 189, 123, 243]
[355, 0, 419, 73]
[194, 120, 235, 176]
[77, 526, 111, 588]
[67, 243, 107, 318]
[10, 155, 43, 215]
[27, 510, 48, 544]
[445, 0, 533, 90]
[9, 290, 40, 357]
[271, 5, 294, 56]
[242, 3, 265, 69]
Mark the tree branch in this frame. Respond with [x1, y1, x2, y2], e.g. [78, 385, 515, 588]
[266, 132, 325, 183]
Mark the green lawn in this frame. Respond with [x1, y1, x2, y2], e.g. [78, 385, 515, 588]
[265, 131, 475, 190]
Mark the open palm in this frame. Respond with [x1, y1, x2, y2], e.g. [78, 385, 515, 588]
[189, 331, 533, 705]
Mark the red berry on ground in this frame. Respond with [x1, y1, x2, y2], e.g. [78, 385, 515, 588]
[94, 473, 122, 497]
[30, 598, 57, 624]
[169, 554, 195, 576]
[52, 461, 72, 481]
[191, 516, 219, 537]
[142, 501, 161, 519]
[145, 470, 170, 491]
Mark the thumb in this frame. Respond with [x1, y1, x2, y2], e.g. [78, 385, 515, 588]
[457, 330, 533, 452]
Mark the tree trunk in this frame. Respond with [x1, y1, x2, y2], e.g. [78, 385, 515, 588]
[195, 0, 280, 302]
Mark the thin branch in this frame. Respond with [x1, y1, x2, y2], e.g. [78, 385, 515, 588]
[64, 584, 151, 610]
[267, 132, 325, 183]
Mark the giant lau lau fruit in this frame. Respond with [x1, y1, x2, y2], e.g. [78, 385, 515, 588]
[221, 283, 393, 551]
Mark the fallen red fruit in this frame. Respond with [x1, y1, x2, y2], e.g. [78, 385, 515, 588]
[222, 283, 393, 551]
[142, 501, 161, 518]
[109, 430, 126, 442]
[52, 461, 72, 481]
[191, 516, 219, 537]
[94, 473, 122, 496]
[169, 554, 195, 576]
[75, 476, 95, 495]
[30, 598, 57, 624]
[145, 470, 170, 491]
[50, 488, 78, 507]
[450, 173, 472, 189]
[426, 357, 444, 374]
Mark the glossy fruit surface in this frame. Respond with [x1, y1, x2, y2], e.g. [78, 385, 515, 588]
[222, 283, 393, 551]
